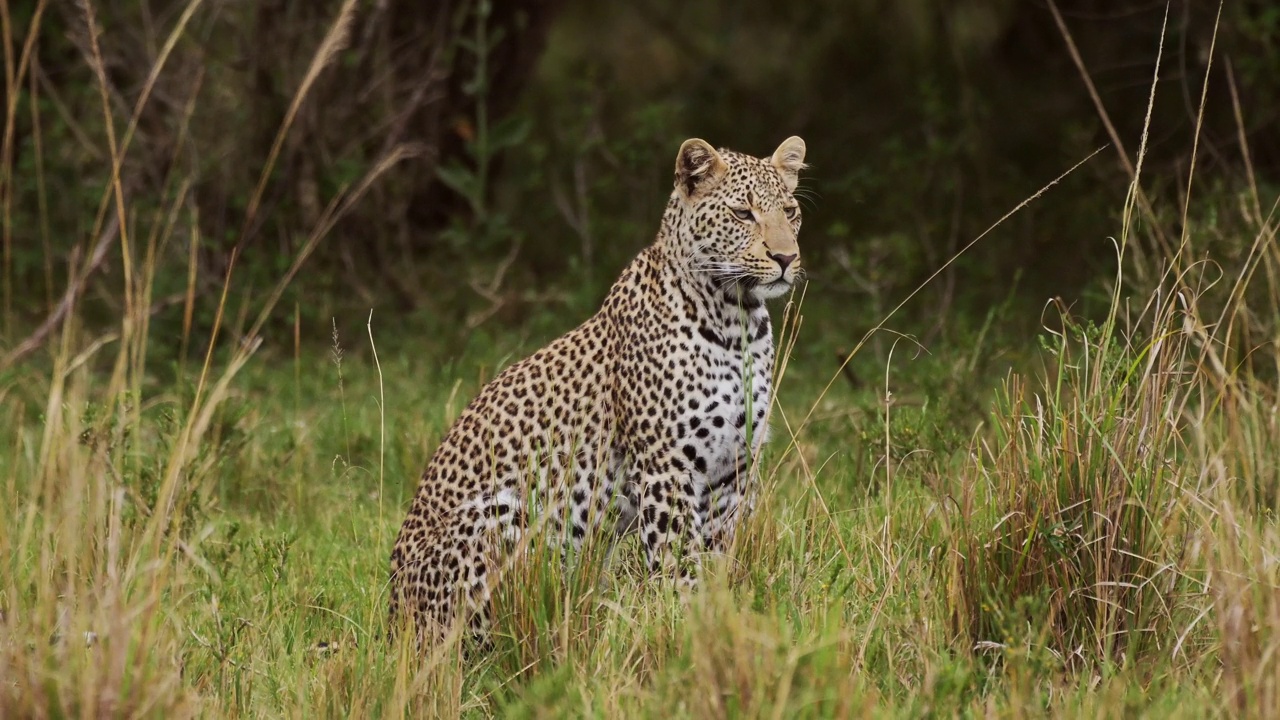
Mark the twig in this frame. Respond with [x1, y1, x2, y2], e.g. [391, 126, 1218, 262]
[1046, 0, 1172, 273]
[2, 216, 120, 368]
[466, 238, 523, 329]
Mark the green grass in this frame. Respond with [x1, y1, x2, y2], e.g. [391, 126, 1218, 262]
[2, 269, 1273, 717]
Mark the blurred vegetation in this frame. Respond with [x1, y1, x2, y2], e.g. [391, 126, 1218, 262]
[537, 0, 1277, 302]
[3, 0, 1277, 348]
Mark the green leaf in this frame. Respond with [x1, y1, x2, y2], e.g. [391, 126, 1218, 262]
[436, 162, 478, 205]
[489, 115, 531, 152]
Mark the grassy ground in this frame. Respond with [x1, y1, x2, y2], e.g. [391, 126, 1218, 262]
[4, 208, 1280, 716]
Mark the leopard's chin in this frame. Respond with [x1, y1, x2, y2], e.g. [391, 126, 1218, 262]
[711, 273, 793, 303]
[753, 278, 794, 300]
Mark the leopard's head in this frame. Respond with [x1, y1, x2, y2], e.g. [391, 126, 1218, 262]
[670, 136, 807, 300]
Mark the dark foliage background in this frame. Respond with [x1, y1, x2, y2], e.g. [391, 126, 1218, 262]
[2, 0, 1276, 350]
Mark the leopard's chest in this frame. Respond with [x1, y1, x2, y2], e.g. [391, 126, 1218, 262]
[675, 311, 775, 476]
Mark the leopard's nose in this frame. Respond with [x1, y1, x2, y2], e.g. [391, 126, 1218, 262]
[769, 252, 798, 272]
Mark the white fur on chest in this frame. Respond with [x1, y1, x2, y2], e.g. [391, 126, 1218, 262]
[683, 309, 775, 479]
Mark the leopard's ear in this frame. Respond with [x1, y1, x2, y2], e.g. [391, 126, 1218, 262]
[770, 136, 807, 192]
[674, 138, 728, 200]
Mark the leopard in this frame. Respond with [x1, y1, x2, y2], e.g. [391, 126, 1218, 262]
[388, 135, 808, 645]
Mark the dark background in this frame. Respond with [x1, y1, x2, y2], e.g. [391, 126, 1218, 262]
[3, 0, 1276, 348]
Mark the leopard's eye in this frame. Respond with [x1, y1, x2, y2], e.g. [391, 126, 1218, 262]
[784, 206, 799, 219]
[732, 207, 754, 221]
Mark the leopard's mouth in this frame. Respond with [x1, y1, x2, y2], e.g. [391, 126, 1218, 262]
[763, 268, 799, 287]
[757, 270, 805, 298]
[711, 273, 794, 297]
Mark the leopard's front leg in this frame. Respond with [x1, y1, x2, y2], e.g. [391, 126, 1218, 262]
[697, 456, 754, 555]
[635, 463, 704, 588]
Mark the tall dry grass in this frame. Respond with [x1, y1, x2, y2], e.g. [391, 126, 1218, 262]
[0, 1, 423, 716]
[941, 10, 1280, 713]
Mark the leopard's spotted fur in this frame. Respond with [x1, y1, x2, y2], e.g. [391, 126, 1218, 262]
[389, 136, 807, 644]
